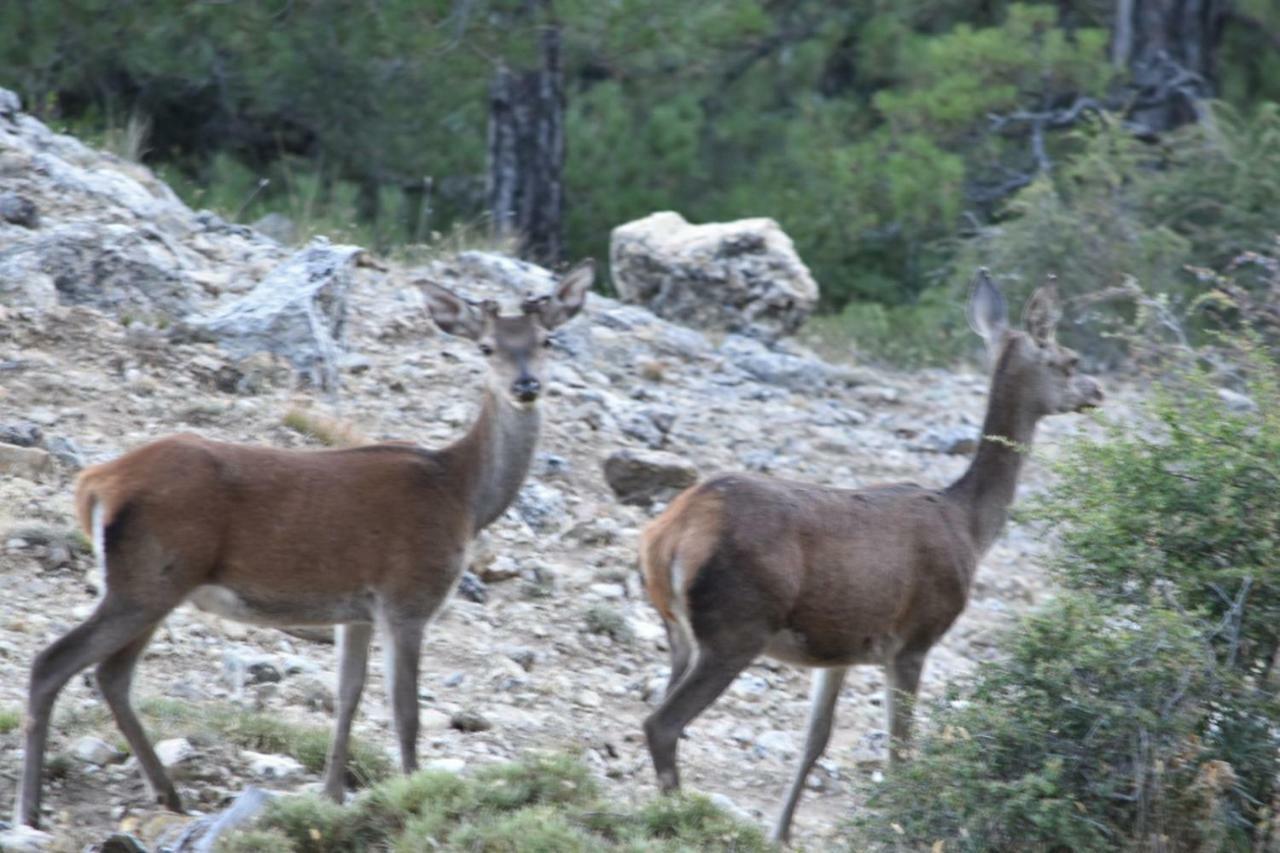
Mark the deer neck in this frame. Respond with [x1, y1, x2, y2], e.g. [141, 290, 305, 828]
[446, 379, 541, 534]
[945, 364, 1041, 556]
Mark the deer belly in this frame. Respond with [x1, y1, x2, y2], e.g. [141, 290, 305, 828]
[765, 628, 895, 667]
[187, 584, 375, 626]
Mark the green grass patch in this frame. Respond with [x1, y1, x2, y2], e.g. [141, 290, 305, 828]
[132, 697, 391, 787]
[281, 407, 367, 448]
[216, 753, 768, 853]
[0, 705, 22, 735]
[582, 604, 635, 645]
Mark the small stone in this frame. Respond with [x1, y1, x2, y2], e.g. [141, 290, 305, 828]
[247, 659, 283, 684]
[425, 757, 466, 773]
[730, 674, 769, 702]
[0, 443, 52, 480]
[0, 825, 56, 852]
[475, 554, 521, 583]
[98, 833, 148, 853]
[602, 448, 698, 506]
[575, 689, 602, 709]
[243, 750, 305, 780]
[707, 792, 754, 823]
[294, 677, 335, 713]
[754, 729, 796, 758]
[1218, 387, 1257, 412]
[0, 422, 42, 447]
[503, 646, 537, 672]
[456, 571, 488, 604]
[155, 738, 196, 768]
[42, 436, 85, 469]
[919, 426, 978, 456]
[588, 582, 625, 600]
[450, 710, 493, 733]
[282, 655, 321, 676]
[420, 709, 452, 731]
[0, 192, 39, 228]
[73, 735, 123, 766]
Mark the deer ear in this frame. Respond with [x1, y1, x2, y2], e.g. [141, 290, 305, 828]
[535, 259, 594, 329]
[967, 267, 1007, 344]
[1023, 276, 1060, 344]
[422, 282, 489, 340]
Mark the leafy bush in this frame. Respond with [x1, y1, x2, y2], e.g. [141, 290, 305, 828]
[939, 107, 1280, 363]
[217, 753, 765, 853]
[1034, 348, 1280, 667]
[859, 346, 1280, 850]
[859, 595, 1218, 851]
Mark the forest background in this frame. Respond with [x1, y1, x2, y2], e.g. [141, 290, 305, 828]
[2, 0, 1278, 362]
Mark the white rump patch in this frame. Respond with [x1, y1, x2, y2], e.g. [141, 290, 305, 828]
[668, 557, 699, 670]
[90, 501, 107, 600]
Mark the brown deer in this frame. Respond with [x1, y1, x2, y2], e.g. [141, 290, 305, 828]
[13, 261, 594, 829]
[639, 270, 1102, 843]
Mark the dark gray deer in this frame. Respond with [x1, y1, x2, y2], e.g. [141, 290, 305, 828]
[639, 270, 1103, 842]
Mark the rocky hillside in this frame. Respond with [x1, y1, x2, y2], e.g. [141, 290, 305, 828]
[0, 90, 1119, 850]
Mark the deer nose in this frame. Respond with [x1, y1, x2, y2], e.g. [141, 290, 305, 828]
[1077, 377, 1104, 410]
[512, 376, 541, 402]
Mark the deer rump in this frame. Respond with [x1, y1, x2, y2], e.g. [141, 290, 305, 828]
[641, 472, 972, 668]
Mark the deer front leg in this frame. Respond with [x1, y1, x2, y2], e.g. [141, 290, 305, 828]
[323, 622, 373, 801]
[886, 650, 927, 769]
[382, 614, 427, 775]
[773, 665, 848, 845]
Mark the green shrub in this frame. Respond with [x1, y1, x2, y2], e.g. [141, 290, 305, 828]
[1032, 347, 1280, 672]
[859, 595, 1221, 851]
[448, 806, 595, 853]
[0, 705, 21, 735]
[218, 753, 762, 852]
[862, 345, 1280, 850]
[472, 752, 599, 811]
[582, 604, 635, 645]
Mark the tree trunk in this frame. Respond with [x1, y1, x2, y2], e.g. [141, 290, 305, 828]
[1112, 0, 1226, 133]
[487, 23, 565, 265]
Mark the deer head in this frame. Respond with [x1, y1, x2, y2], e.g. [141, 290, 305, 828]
[967, 269, 1104, 416]
[423, 259, 594, 405]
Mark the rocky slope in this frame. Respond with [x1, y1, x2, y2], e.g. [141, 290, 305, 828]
[0, 92, 1123, 850]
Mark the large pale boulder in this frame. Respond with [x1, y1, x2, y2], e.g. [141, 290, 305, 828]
[609, 211, 819, 340]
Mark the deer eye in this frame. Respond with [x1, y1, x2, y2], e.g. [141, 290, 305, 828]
[478, 343, 494, 356]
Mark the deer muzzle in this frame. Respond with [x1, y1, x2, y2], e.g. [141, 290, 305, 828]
[512, 376, 541, 403]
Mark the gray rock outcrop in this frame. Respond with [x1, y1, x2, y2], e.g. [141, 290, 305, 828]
[182, 240, 363, 390]
[0, 85, 283, 316]
[610, 211, 819, 340]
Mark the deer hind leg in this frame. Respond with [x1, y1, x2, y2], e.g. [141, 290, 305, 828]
[95, 625, 181, 813]
[644, 634, 764, 794]
[17, 597, 169, 828]
[886, 649, 927, 769]
[323, 621, 374, 801]
[773, 665, 848, 844]
[380, 612, 428, 776]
